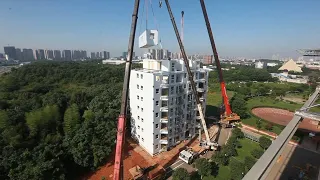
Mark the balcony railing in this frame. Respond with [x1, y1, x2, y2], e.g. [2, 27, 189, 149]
[197, 88, 205, 92]
[160, 107, 168, 112]
[159, 139, 168, 144]
[160, 96, 169, 100]
[160, 118, 168, 123]
[160, 128, 168, 134]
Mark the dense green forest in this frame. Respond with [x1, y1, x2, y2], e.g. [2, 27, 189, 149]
[0, 61, 141, 179]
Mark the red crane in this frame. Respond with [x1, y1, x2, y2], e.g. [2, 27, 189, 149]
[113, 0, 140, 180]
[199, 0, 240, 126]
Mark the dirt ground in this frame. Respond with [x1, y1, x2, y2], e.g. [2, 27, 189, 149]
[85, 136, 201, 180]
[252, 107, 320, 133]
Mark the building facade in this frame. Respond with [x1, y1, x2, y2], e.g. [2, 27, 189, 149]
[129, 59, 209, 156]
[4, 46, 16, 60]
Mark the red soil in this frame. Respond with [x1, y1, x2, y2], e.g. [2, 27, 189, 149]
[85, 137, 199, 180]
[252, 107, 320, 133]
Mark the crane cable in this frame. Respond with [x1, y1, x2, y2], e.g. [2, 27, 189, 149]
[149, 0, 162, 49]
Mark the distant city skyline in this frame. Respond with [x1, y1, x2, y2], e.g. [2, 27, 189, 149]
[1, 0, 320, 58]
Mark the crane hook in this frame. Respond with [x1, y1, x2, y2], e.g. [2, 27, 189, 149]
[159, 0, 162, 8]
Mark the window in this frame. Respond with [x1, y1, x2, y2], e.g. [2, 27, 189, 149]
[170, 108, 173, 113]
[184, 73, 186, 78]
[184, 84, 186, 88]
[171, 75, 174, 80]
[137, 95, 139, 100]
[137, 73, 139, 78]
[142, 128, 144, 132]
[156, 134, 159, 139]
[138, 126, 140, 129]
[155, 113, 159, 117]
[138, 116, 140, 120]
[137, 84, 139, 89]
[156, 101, 159, 106]
[156, 76, 160, 81]
[150, 33, 155, 39]
[156, 89, 159, 94]
[155, 124, 159, 128]
[138, 135, 140, 139]
[155, 144, 159, 149]
[137, 106, 140, 109]
[141, 86, 143, 90]
[141, 108, 143, 112]
[142, 138, 144, 142]
[141, 118, 144, 122]
[141, 97, 143, 101]
[140, 74, 143, 79]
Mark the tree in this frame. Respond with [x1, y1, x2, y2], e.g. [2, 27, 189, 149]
[212, 151, 228, 166]
[63, 104, 81, 135]
[229, 158, 245, 180]
[0, 110, 9, 129]
[256, 119, 262, 130]
[259, 136, 272, 150]
[172, 168, 190, 180]
[232, 128, 244, 139]
[224, 144, 237, 157]
[264, 122, 273, 131]
[230, 94, 248, 118]
[244, 156, 256, 172]
[194, 158, 212, 178]
[251, 148, 264, 159]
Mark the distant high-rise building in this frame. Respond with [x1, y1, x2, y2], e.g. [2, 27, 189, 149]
[45, 50, 54, 60]
[36, 49, 45, 60]
[81, 50, 87, 59]
[202, 55, 213, 65]
[122, 52, 128, 59]
[22, 49, 34, 61]
[0, 53, 4, 59]
[4, 46, 16, 60]
[91, 52, 96, 59]
[73, 50, 81, 60]
[63, 50, 72, 61]
[54, 50, 62, 60]
[103, 51, 110, 59]
[15, 48, 23, 60]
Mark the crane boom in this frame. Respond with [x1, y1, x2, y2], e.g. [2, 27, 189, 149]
[164, 0, 211, 144]
[113, 0, 140, 180]
[199, 0, 232, 116]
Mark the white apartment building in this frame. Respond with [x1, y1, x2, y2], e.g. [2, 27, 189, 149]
[129, 59, 209, 156]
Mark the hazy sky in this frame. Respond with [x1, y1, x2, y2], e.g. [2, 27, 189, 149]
[1, 0, 319, 58]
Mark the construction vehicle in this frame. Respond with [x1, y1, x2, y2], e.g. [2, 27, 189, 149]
[199, 0, 240, 128]
[292, 163, 316, 179]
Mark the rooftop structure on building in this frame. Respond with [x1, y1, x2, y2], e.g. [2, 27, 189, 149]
[278, 59, 302, 72]
[129, 59, 209, 156]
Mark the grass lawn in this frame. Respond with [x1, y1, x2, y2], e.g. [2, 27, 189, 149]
[212, 138, 262, 180]
[235, 139, 261, 162]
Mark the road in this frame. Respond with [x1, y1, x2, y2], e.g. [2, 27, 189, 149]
[165, 126, 232, 179]
[266, 144, 320, 180]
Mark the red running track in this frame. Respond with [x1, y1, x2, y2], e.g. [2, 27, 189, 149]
[252, 107, 320, 133]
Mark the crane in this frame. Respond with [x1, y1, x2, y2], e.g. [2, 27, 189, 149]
[163, 0, 218, 150]
[114, 0, 236, 179]
[199, 0, 240, 128]
[113, 0, 140, 180]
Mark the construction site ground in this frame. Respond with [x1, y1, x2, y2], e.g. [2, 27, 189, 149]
[252, 107, 320, 133]
[87, 125, 220, 180]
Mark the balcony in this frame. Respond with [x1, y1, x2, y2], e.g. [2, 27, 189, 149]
[197, 88, 205, 92]
[160, 107, 168, 112]
[160, 135, 168, 144]
[160, 118, 168, 123]
[160, 144, 167, 152]
[160, 127, 168, 134]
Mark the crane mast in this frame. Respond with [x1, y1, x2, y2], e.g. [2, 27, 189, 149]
[113, 0, 140, 179]
[163, 0, 212, 145]
[199, 0, 240, 125]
